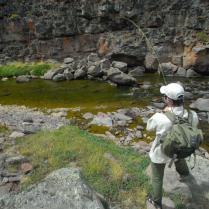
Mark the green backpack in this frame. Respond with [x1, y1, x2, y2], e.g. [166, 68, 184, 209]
[161, 110, 203, 164]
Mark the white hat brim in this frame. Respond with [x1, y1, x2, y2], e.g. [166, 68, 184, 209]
[160, 86, 166, 94]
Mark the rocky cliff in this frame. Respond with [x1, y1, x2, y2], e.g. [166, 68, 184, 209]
[0, 0, 209, 73]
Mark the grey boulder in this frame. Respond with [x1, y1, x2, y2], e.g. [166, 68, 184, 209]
[87, 65, 103, 77]
[146, 155, 209, 209]
[52, 74, 66, 82]
[0, 168, 106, 209]
[63, 57, 74, 64]
[106, 67, 122, 78]
[158, 62, 178, 76]
[90, 112, 113, 127]
[63, 69, 74, 80]
[175, 67, 186, 77]
[144, 54, 159, 71]
[43, 68, 64, 80]
[112, 61, 128, 73]
[128, 66, 145, 78]
[186, 69, 201, 78]
[190, 98, 209, 112]
[74, 67, 87, 79]
[163, 155, 209, 209]
[16, 75, 31, 83]
[109, 72, 136, 86]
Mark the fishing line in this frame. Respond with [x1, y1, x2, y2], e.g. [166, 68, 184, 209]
[119, 16, 168, 85]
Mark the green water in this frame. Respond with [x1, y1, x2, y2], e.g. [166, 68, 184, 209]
[0, 74, 165, 112]
[0, 76, 208, 151]
[0, 79, 139, 111]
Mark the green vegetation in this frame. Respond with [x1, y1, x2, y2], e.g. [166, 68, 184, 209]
[0, 62, 56, 77]
[197, 16, 207, 23]
[88, 124, 110, 134]
[9, 14, 20, 20]
[0, 124, 8, 134]
[171, 194, 187, 209]
[196, 31, 208, 43]
[17, 126, 150, 208]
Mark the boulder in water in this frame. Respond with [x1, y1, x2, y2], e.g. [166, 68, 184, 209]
[52, 74, 66, 82]
[128, 66, 145, 78]
[43, 68, 64, 80]
[74, 67, 87, 79]
[109, 72, 136, 86]
[16, 75, 31, 83]
[158, 62, 178, 76]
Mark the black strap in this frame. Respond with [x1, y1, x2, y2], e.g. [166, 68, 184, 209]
[168, 154, 177, 168]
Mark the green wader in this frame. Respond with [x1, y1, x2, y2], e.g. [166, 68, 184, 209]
[151, 159, 189, 205]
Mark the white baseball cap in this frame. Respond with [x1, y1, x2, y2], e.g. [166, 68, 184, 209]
[160, 83, 184, 100]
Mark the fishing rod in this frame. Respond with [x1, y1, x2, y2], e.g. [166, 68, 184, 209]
[119, 16, 168, 85]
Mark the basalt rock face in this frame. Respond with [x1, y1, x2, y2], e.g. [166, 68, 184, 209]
[1, 0, 209, 73]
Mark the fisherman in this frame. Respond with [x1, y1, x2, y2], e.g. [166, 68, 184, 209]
[146, 82, 199, 209]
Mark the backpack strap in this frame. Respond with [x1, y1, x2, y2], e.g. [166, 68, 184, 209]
[164, 111, 176, 123]
[164, 109, 192, 124]
[164, 111, 179, 124]
[187, 110, 193, 126]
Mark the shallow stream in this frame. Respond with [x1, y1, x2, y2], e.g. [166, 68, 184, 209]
[0, 74, 208, 150]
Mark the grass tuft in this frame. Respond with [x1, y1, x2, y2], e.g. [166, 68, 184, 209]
[0, 124, 8, 134]
[0, 62, 56, 77]
[196, 31, 208, 43]
[16, 126, 150, 208]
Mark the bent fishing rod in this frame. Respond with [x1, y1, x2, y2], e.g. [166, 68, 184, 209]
[119, 16, 167, 85]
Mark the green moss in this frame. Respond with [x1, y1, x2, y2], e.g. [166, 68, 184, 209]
[196, 32, 208, 43]
[0, 124, 8, 134]
[88, 125, 110, 134]
[199, 120, 209, 152]
[16, 126, 150, 208]
[128, 116, 144, 129]
[9, 14, 20, 20]
[197, 16, 207, 23]
[7, 164, 20, 173]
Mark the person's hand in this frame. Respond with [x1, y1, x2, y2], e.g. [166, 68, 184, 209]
[163, 106, 170, 112]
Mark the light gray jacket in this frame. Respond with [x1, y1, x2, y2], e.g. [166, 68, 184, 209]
[146, 106, 199, 164]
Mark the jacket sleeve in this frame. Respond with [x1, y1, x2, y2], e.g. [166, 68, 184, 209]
[146, 114, 157, 131]
[190, 110, 199, 127]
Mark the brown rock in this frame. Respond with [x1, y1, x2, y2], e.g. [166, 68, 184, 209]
[183, 46, 198, 69]
[21, 163, 33, 174]
[172, 55, 183, 66]
[98, 37, 110, 56]
[183, 45, 209, 74]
